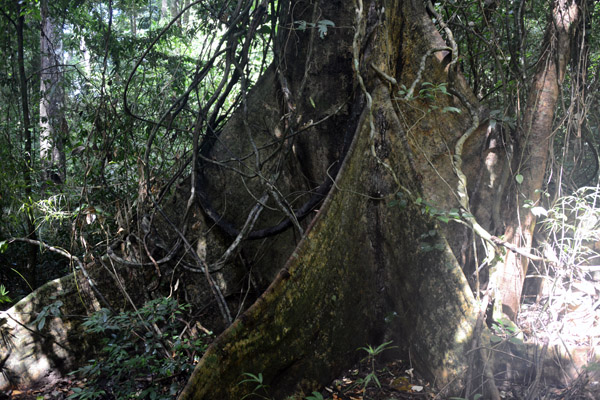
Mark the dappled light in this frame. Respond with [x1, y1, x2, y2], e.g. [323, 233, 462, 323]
[1, 0, 600, 399]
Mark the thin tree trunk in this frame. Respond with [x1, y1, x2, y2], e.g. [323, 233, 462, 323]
[80, 36, 91, 79]
[169, 0, 180, 26]
[493, 0, 579, 320]
[40, 0, 66, 184]
[16, 1, 38, 288]
[161, 0, 169, 22]
[182, 0, 190, 26]
[130, 7, 137, 37]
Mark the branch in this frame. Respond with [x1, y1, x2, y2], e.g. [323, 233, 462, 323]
[107, 238, 181, 267]
[196, 163, 336, 240]
[7, 238, 111, 309]
[147, 198, 232, 325]
[490, 236, 551, 263]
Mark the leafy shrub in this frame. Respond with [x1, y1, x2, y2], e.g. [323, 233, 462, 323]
[69, 297, 209, 399]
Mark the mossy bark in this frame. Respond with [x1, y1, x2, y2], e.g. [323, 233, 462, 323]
[180, 82, 478, 398]
[179, 0, 488, 392]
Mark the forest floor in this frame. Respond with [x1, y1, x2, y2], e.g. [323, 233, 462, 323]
[321, 356, 599, 400]
[2, 356, 598, 400]
[2, 284, 600, 399]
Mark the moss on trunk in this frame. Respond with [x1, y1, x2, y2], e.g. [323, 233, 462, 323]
[179, 80, 479, 398]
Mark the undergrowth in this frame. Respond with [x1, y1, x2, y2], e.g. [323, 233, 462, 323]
[68, 297, 209, 400]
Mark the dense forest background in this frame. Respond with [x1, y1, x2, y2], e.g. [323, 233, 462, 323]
[1, 0, 600, 399]
[1, 0, 269, 290]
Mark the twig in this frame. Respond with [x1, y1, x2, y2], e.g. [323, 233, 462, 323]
[148, 198, 232, 325]
[490, 236, 555, 264]
[106, 238, 181, 267]
[7, 237, 111, 309]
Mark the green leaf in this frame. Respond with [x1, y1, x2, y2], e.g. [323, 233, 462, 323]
[490, 334, 502, 343]
[442, 106, 461, 114]
[585, 362, 600, 371]
[515, 174, 524, 184]
[434, 243, 445, 250]
[420, 243, 433, 252]
[257, 25, 271, 35]
[238, 372, 263, 385]
[295, 20, 308, 31]
[508, 336, 524, 345]
[38, 316, 46, 330]
[448, 209, 460, 219]
[373, 374, 382, 388]
[305, 391, 325, 400]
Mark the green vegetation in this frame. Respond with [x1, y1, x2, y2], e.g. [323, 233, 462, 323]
[68, 297, 209, 399]
[355, 341, 396, 393]
[0, 0, 272, 299]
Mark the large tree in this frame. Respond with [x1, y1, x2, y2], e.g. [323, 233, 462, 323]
[172, 0, 582, 398]
[0, 0, 588, 397]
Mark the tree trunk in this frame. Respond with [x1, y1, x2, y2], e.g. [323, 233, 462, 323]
[161, 0, 169, 22]
[79, 36, 91, 79]
[169, 0, 180, 27]
[16, 0, 38, 287]
[182, 0, 190, 26]
[493, 0, 579, 320]
[40, 0, 66, 184]
[180, 0, 496, 397]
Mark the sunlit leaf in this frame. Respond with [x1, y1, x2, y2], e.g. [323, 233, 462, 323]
[442, 106, 461, 114]
[515, 174, 524, 184]
[530, 206, 547, 217]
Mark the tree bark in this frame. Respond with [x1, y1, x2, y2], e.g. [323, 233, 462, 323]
[16, 0, 38, 287]
[40, 0, 66, 184]
[493, 0, 579, 320]
[180, 0, 493, 397]
[179, 0, 589, 394]
[161, 0, 169, 22]
[180, 83, 479, 398]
